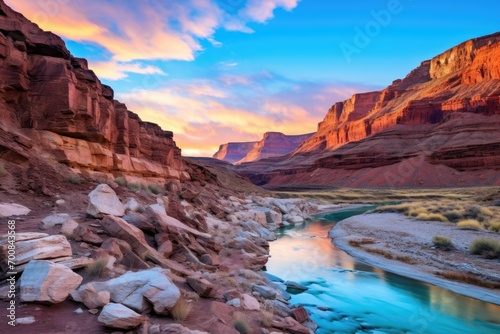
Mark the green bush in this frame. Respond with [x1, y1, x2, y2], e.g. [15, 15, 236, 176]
[233, 312, 250, 334]
[148, 184, 161, 195]
[470, 238, 500, 259]
[127, 182, 147, 192]
[114, 177, 127, 186]
[432, 235, 453, 250]
[67, 175, 81, 184]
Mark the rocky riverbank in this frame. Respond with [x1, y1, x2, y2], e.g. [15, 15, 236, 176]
[330, 212, 500, 305]
[0, 177, 332, 333]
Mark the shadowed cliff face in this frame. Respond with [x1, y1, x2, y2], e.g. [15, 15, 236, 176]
[213, 141, 257, 163]
[0, 1, 183, 179]
[233, 32, 500, 188]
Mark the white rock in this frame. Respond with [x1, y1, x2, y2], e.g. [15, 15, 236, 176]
[87, 184, 125, 218]
[74, 308, 84, 314]
[97, 303, 144, 329]
[226, 298, 241, 308]
[16, 316, 35, 325]
[20, 260, 83, 304]
[124, 198, 141, 212]
[0, 203, 30, 217]
[55, 199, 66, 206]
[40, 213, 72, 229]
[60, 220, 79, 237]
[241, 293, 260, 311]
[288, 215, 304, 224]
[79, 283, 111, 309]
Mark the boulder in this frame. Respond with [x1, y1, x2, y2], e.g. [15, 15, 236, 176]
[20, 260, 83, 303]
[252, 285, 277, 300]
[123, 213, 156, 233]
[241, 293, 260, 311]
[223, 289, 241, 301]
[0, 234, 72, 271]
[186, 275, 214, 297]
[60, 220, 79, 237]
[123, 198, 141, 212]
[265, 299, 292, 317]
[226, 298, 241, 308]
[285, 281, 308, 292]
[0, 203, 30, 217]
[97, 303, 144, 329]
[79, 283, 110, 309]
[290, 306, 309, 323]
[271, 317, 311, 334]
[83, 268, 180, 314]
[40, 213, 73, 229]
[87, 184, 125, 218]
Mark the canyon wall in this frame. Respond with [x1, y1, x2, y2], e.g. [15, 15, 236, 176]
[213, 141, 257, 164]
[0, 1, 183, 181]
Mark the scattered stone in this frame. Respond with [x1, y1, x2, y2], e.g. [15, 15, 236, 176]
[302, 320, 318, 332]
[284, 281, 308, 292]
[88, 308, 99, 315]
[0, 203, 31, 217]
[97, 303, 144, 329]
[87, 184, 125, 218]
[223, 289, 241, 301]
[40, 213, 72, 229]
[241, 293, 260, 311]
[290, 306, 309, 323]
[265, 300, 291, 317]
[60, 219, 79, 237]
[252, 285, 277, 300]
[55, 199, 66, 206]
[74, 308, 84, 314]
[123, 213, 156, 233]
[199, 253, 218, 266]
[124, 198, 141, 212]
[160, 323, 210, 334]
[271, 317, 311, 334]
[187, 275, 214, 297]
[226, 298, 241, 308]
[20, 260, 83, 304]
[80, 242, 89, 249]
[79, 283, 111, 309]
[16, 316, 35, 325]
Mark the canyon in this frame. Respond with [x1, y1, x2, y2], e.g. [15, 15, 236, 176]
[219, 32, 500, 188]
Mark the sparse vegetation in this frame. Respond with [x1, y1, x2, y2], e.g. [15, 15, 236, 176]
[148, 184, 162, 195]
[114, 177, 127, 186]
[85, 257, 108, 277]
[171, 296, 194, 321]
[233, 312, 250, 334]
[437, 271, 500, 289]
[415, 213, 449, 222]
[364, 248, 393, 259]
[260, 309, 274, 327]
[348, 238, 375, 247]
[489, 222, 500, 232]
[67, 175, 81, 184]
[127, 182, 147, 192]
[470, 238, 500, 259]
[457, 219, 483, 230]
[432, 235, 453, 250]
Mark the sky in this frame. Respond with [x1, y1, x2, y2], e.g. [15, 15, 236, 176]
[6, 0, 500, 156]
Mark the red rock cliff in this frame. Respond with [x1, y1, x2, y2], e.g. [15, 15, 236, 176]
[0, 1, 183, 180]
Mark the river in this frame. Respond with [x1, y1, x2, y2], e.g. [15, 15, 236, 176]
[265, 206, 500, 334]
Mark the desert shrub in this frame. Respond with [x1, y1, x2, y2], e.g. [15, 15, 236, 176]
[171, 296, 193, 321]
[479, 207, 494, 217]
[148, 184, 161, 195]
[457, 219, 483, 230]
[348, 238, 375, 247]
[470, 238, 500, 259]
[67, 175, 81, 184]
[416, 213, 449, 222]
[233, 312, 250, 334]
[114, 177, 127, 186]
[127, 182, 146, 192]
[489, 222, 500, 233]
[261, 309, 274, 327]
[85, 257, 108, 277]
[432, 235, 453, 250]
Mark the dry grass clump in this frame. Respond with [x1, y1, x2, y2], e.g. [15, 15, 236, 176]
[457, 219, 483, 230]
[416, 213, 449, 222]
[470, 238, 500, 259]
[437, 271, 500, 289]
[364, 248, 393, 259]
[239, 269, 261, 281]
[348, 238, 375, 247]
[489, 222, 500, 232]
[148, 184, 162, 194]
[260, 309, 275, 327]
[432, 235, 453, 250]
[67, 175, 81, 184]
[233, 312, 250, 334]
[114, 176, 127, 186]
[171, 295, 194, 321]
[85, 256, 108, 277]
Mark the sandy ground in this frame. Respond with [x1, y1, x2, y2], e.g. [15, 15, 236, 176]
[329, 213, 500, 305]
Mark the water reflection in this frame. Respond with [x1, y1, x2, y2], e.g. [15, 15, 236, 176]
[266, 206, 500, 334]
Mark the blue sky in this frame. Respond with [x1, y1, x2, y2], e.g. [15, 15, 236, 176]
[7, 0, 500, 155]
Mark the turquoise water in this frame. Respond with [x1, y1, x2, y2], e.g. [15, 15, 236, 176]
[266, 206, 500, 334]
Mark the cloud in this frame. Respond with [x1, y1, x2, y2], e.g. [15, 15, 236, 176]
[119, 73, 379, 156]
[90, 61, 166, 80]
[6, 0, 300, 78]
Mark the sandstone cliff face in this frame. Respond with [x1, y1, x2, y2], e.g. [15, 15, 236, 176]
[0, 1, 183, 180]
[213, 141, 257, 164]
[236, 132, 314, 164]
[236, 32, 500, 188]
[213, 132, 314, 165]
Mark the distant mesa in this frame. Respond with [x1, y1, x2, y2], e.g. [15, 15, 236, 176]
[213, 132, 314, 165]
